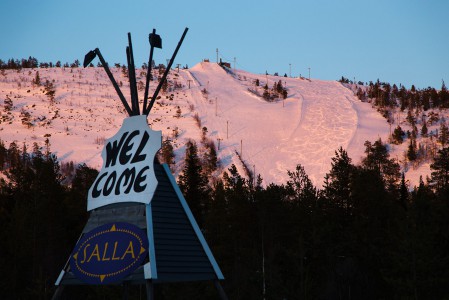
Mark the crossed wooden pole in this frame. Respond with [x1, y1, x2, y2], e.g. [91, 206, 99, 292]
[83, 27, 188, 117]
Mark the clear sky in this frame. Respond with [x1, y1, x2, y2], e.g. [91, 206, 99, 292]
[1, 0, 448, 89]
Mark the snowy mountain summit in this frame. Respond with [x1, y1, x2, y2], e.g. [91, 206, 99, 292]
[0, 62, 434, 187]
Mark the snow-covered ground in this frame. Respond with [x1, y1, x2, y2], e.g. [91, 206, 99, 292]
[0, 63, 443, 188]
[182, 62, 390, 185]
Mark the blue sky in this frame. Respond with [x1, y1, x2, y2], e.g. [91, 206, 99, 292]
[1, 0, 448, 89]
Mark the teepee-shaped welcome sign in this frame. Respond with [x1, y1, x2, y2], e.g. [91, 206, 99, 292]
[88, 115, 161, 211]
[52, 28, 228, 300]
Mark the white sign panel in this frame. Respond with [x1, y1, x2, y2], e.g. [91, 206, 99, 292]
[87, 115, 161, 211]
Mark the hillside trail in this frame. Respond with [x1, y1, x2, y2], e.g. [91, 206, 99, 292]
[181, 62, 301, 180]
[275, 79, 358, 184]
[179, 62, 364, 186]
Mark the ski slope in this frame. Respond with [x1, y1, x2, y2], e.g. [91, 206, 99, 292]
[174, 62, 389, 185]
[0, 63, 430, 188]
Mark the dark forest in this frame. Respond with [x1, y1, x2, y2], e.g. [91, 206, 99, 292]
[0, 137, 448, 300]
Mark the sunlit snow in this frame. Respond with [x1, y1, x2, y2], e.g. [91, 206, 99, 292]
[0, 62, 439, 188]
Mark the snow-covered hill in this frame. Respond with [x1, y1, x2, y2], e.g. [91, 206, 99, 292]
[0, 62, 443, 188]
[182, 63, 390, 185]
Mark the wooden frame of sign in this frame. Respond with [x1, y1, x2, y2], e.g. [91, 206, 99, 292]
[52, 28, 228, 300]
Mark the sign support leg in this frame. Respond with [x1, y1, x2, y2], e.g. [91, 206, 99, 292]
[51, 285, 64, 300]
[122, 282, 130, 300]
[214, 280, 229, 300]
[146, 279, 154, 300]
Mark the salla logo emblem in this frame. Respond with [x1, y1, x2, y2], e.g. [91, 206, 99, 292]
[70, 222, 149, 284]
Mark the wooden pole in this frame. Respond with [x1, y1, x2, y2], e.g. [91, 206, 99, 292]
[126, 46, 137, 114]
[94, 49, 133, 116]
[127, 33, 139, 115]
[143, 29, 157, 115]
[145, 27, 189, 115]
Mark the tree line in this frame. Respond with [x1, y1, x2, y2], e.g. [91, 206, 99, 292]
[339, 77, 449, 113]
[0, 57, 82, 69]
[0, 57, 169, 70]
[1, 136, 448, 299]
[339, 78, 449, 178]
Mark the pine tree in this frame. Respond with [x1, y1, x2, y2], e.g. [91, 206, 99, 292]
[430, 147, 449, 195]
[20, 108, 32, 128]
[32, 71, 41, 86]
[285, 164, 319, 297]
[201, 126, 208, 142]
[406, 109, 416, 126]
[162, 78, 168, 93]
[356, 87, 366, 101]
[31, 57, 39, 68]
[70, 59, 80, 68]
[222, 164, 247, 192]
[203, 139, 218, 176]
[323, 147, 355, 213]
[121, 65, 128, 77]
[438, 121, 449, 147]
[399, 172, 408, 210]
[262, 83, 270, 100]
[439, 80, 449, 108]
[178, 140, 209, 226]
[407, 138, 417, 161]
[262, 89, 270, 101]
[44, 135, 51, 158]
[392, 125, 405, 144]
[159, 139, 175, 166]
[282, 88, 288, 99]
[0, 139, 6, 170]
[286, 164, 317, 205]
[7, 141, 20, 168]
[362, 139, 400, 189]
[44, 80, 56, 104]
[276, 80, 283, 94]
[3, 95, 13, 112]
[421, 122, 428, 137]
